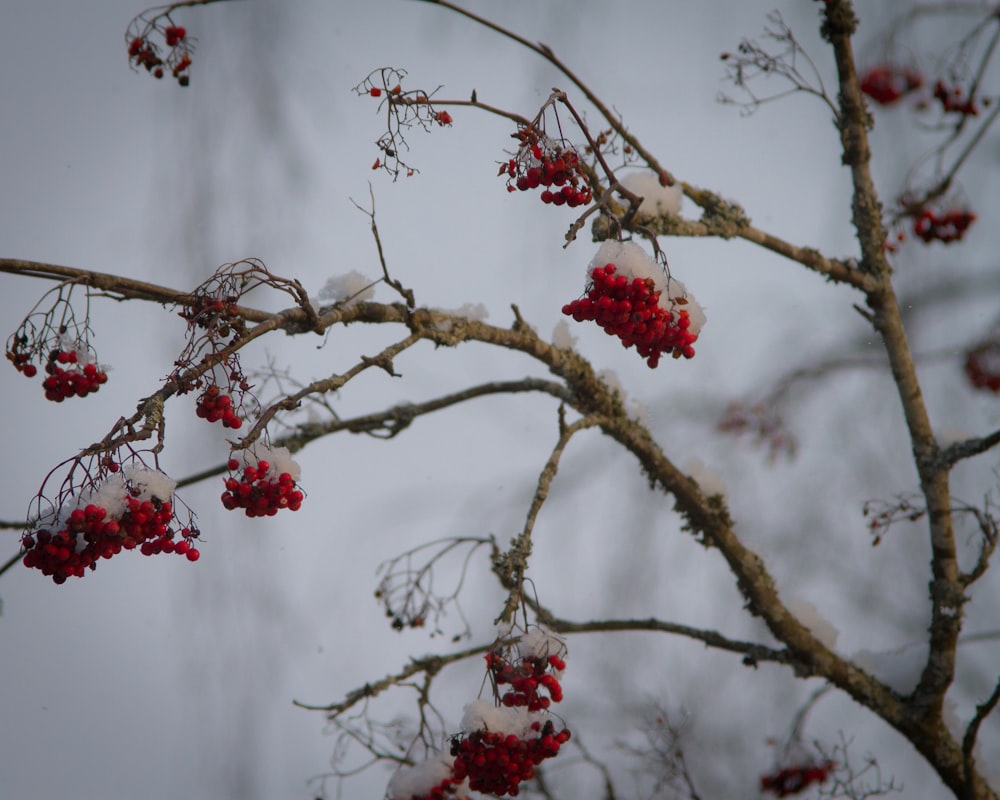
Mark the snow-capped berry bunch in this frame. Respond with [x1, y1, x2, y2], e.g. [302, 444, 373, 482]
[859, 64, 924, 106]
[451, 722, 571, 797]
[221, 445, 304, 517]
[195, 385, 243, 428]
[760, 760, 836, 797]
[965, 341, 1000, 393]
[386, 627, 571, 800]
[127, 21, 192, 85]
[912, 206, 976, 244]
[21, 468, 198, 584]
[502, 126, 593, 208]
[933, 79, 979, 116]
[41, 348, 108, 402]
[449, 627, 571, 796]
[562, 241, 705, 368]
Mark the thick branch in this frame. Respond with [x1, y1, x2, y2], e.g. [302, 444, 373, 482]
[824, 3, 986, 797]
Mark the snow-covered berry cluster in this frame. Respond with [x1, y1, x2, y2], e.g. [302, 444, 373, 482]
[933, 79, 979, 116]
[127, 23, 191, 85]
[502, 126, 592, 208]
[41, 349, 108, 402]
[451, 722, 571, 797]
[859, 64, 924, 106]
[221, 445, 304, 517]
[760, 760, 836, 797]
[965, 341, 1000, 393]
[21, 468, 197, 584]
[387, 627, 570, 800]
[195, 385, 243, 428]
[453, 628, 570, 796]
[562, 241, 705, 368]
[912, 206, 976, 244]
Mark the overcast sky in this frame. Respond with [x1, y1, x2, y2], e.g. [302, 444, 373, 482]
[2, 2, 999, 799]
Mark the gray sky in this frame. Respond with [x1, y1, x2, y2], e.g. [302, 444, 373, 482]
[2, 1, 999, 799]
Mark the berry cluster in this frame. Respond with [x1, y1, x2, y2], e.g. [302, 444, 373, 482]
[502, 127, 592, 208]
[221, 454, 304, 517]
[859, 65, 924, 105]
[760, 760, 836, 797]
[562, 263, 698, 367]
[912, 206, 976, 244]
[965, 341, 1000, 393]
[7, 349, 37, 378]
[451, 723, 571, 797]
[448, 640, 570, 797]
[933, 80, 979, 116]
[41, 350, 108, 402]
[164, 25, 186, 47]
[487, 650, 566, 711]
[180, 295, 242, 332]
[195, 385, 243, 428]
[127, 24, 191, 85]
[21, 473, 196, 584]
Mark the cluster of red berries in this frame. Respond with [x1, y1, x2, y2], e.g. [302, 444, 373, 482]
[562, 264, 697, 367]
[7, 350, 37, 378]
[21, 496, 197, 584]
[859, 65, 924, 105]
[965, 341, 1000, 393]
[488, 650, 565, 711]
[933, 80, 979, 116]
[445, 648, 570, 796]
[41, 350, 108, 402]
[221, 458, 304, 517]
[502, 127, 592, 208]
[164, 25, 186, 47]
[912, 206, 976, 244]
[195, 385, 243, 428]
[451, 722, 571, 797]
[760, 761, 836, 797]
[181, 295, 241, 330]
[127, 24, 191, 85]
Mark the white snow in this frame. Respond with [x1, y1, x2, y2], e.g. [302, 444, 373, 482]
[461, 699, 539, 738]
[317, 271, 376, 306]
[551, 319, 577, 349]
[517, 625, 567, 663]
[788, 599, 839, 650]
[684, 457, 725, 496]
[622, 171, 683, 216]
[387, 752, 468, 799]
[233, 443, 302, 480]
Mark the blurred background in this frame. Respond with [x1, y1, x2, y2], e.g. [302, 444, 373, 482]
[1, 1, 998, 798]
